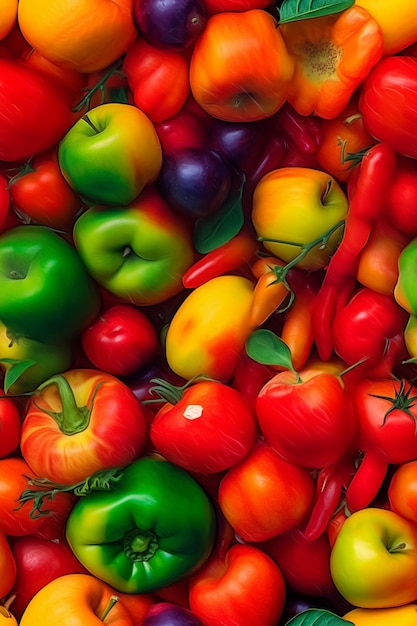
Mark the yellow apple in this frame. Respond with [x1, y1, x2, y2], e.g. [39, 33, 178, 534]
[330, 507, 417, 609]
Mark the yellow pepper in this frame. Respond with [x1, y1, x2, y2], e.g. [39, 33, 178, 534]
[355, 0, 417, 54]
[279, 5, 384, 119]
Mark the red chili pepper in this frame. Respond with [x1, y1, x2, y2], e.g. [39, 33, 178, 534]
[344, 448, 388, 513]
[312, 143, 397, 360]
[304, 453, 355, 541]
[182, 230, 257, 289]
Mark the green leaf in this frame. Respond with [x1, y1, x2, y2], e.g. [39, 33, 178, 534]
[285, 608, 354, 625]
[0, 358, 37, 395]
[278, 0, 354, 24]
[193, 174, 245, 254]
[245, 329, 295, 371]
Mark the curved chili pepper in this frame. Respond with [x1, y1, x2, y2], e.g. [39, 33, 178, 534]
[280, 281, 316, 371]
[304, 453, 355, 541]
[312, 143, 397, 360]
[182, 230, 257, 289]
[344, 448, 388, 513]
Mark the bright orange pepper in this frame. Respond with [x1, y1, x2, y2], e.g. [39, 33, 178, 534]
[279, 5, 384, 119]
[248, 270, 289, 328]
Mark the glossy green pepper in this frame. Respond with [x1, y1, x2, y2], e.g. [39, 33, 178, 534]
[395, 237, 417, 316]
[0, 225, 101, 342]
[65, 456, 217, 593]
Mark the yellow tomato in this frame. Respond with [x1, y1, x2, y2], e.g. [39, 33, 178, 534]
[355, 0, 417, 54]
[0, 0, 17, 41]
[17, 0, 137, 73]
[165, 275, 255, 382]
[251, 167, 348, 271]
[344, 603, 417, 625]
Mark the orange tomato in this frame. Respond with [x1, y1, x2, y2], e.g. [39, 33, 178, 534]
[388, 460, 417, 523]
[17, 0, 137, 73]
[356, 220, 409, 295]
[189, 9, 294, 122]
[0, 0, 17, 41]
[218, 441, 315, 542]
[316, 100, 375, 182]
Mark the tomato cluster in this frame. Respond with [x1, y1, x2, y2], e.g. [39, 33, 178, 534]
[2, 1, 417, 625]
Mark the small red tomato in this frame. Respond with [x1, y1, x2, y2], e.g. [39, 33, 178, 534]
[150, 380, 257, 475]
[81, 304, 159, 376]
[218, 441, 315, 542]
[0, 395, 21, 458]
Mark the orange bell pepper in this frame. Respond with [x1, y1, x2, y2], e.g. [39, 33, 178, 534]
[279, 5, 384, 119]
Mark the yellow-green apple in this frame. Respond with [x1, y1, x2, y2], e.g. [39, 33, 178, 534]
[58, 103, 163, 206]
[330, 507, 417, 609]
[252, 166, 348, 270]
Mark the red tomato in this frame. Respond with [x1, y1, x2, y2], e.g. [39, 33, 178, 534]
[255, 367, 356, 470]
[0, 395, 21, 458]
[9, 147, 83, 232]
[353, 378, 417, 466]
[260, 525, 338, 599]
[218, 442, 315, 542]
[345, 378, 417, 512]
[81, 304, 159, 377]
[332, 286, 409, 379]
[359, 55, 417, 158]
[0, 530, 17, 600]
[0, 457, 74, 539]
[0, 58, 78, 162]
[189, 543, 286, 626]
[385, 155, 417, 237]
[149, 380, 257, 474]
[9, 535, 89, 620]
[20, 369, 147, 484]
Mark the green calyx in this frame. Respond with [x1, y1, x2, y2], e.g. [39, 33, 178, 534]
[34, 375, 103, 435]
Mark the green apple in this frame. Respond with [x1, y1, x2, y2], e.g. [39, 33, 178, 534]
[58, 102, 163, 206]
[0, 225, 101, 343]
[73, 186, 195, 306]
[330, 507, 417, 609]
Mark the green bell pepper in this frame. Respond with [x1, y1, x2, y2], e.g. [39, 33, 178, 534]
[65, 456, 217, 593]
[0, 225, 101, 342]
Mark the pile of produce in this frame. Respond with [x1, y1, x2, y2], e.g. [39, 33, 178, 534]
[2, 0, 417, 624]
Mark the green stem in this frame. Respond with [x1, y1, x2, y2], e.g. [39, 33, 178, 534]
[258, 219, 345, 286]
[34, 375, 93, 435]
[100, 596, 119, 622]
[73, 57, 125, 112]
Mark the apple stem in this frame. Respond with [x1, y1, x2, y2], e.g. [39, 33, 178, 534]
[390, 541, 406, 553]
[100, 595, 119, 621]
[82, 113, 101, 134]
